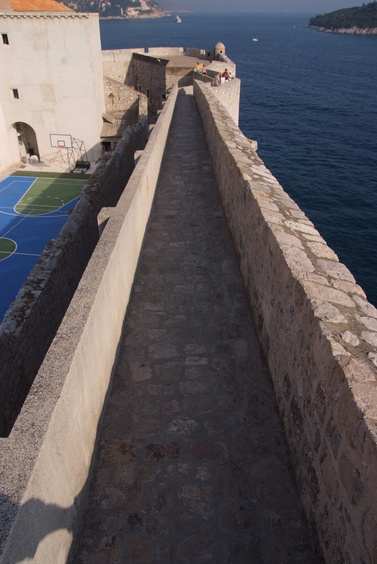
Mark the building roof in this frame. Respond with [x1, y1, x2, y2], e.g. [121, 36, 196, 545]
[101, 113, 127, 140]
[10, 0, 73, 11]
[101, 111, 139, 140]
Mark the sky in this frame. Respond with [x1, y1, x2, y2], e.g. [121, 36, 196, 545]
[176, 0, 365, 13]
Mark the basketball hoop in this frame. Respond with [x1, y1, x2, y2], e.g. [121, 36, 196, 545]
[49, 133, 88, 172]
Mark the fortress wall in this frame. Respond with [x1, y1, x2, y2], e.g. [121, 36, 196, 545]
[192, 72, 213, 87]
[0, 116, 149, 438]
[133, 53, 168, 114]
[166, 68, 194, 89]
[0, 83, 179, 564]
[103, 77, 139, 114]
[138, 91, 148, 116]
[186, 47, 212, 59]
[209, 77, 240, 125]
[102, 48, 145, 86]
[147, 46, 184, 56]
[194, 79, 377, 563]
[208, 60, 236, 76]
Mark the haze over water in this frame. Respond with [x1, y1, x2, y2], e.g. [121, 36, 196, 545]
[101, 13, 377, 307]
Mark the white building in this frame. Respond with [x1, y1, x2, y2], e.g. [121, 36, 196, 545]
[0, 0, 105, 174]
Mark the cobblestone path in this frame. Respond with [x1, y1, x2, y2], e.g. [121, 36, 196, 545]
[74, 88, 315, 563]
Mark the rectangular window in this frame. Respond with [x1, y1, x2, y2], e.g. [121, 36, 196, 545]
[12, 88, 19, 100]
[1, 33, 9, 45]
[41, 84, 55, 102]
[34, 31, 47, 49]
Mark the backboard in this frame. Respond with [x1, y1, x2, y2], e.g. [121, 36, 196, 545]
[50, 134, 73, 149]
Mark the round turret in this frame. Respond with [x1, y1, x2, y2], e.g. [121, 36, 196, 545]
[214, 41, 225, 61]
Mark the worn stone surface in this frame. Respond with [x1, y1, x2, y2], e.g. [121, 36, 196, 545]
[73, 89, 314, 563]
[193, 79, 377, 563]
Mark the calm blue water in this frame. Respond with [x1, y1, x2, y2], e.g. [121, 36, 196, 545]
[100, 13, 377, 306]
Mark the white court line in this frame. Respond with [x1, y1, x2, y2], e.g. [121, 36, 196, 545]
[0, 178, 35, 194]
[0, 251, 40, 260]
[12, 251, 40, 257]
[1, 211, 34, 238]
[0, 208, 69, 219]
[16, 204, 61, 209]
[25, 179, 86, 185]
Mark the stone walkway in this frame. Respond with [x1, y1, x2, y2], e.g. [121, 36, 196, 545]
[73, 88, 315, 563]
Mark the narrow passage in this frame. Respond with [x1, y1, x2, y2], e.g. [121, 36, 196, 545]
[74, 88, 315, 563]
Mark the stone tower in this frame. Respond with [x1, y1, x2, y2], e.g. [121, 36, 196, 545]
[214, 41, 225, 61]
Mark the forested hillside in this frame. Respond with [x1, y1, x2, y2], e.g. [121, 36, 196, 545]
[309, 1, 377, 31]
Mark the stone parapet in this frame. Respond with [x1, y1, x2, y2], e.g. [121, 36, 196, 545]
[210, 77, 240, 126]
[0, 83, 179, 563]
[147, 46, 183, 56]
[186, 47, 212, 59]
[102, 49, 139, 87]
[102, 48, 145, 61]
[192, 71, 213, 86]
[165, 67, 193, 88]
[194, 79, 377, 562]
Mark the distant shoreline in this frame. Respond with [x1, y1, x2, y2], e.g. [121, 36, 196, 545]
[308, 25, 377, 35]
[99, 9, 194, 20]
[99, 13, 166, 20]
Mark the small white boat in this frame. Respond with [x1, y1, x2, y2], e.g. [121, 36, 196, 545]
[252, 38, 259, 42]
[176, 15, 181, 23]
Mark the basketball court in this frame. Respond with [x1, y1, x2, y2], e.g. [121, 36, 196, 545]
[0, 170, 88, 322]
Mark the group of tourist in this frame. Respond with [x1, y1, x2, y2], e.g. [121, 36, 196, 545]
[194, 62, 233, 87]
[195, 61, 206, 74]
[213, 69, 232, 86]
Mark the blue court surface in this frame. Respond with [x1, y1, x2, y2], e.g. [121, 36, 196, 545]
[0, 174, 84, 322]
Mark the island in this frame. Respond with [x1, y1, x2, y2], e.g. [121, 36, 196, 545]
[308, 1, 377, 35]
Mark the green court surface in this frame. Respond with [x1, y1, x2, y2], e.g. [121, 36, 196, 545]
[0, 238, 16, 261]
[0, 170, 90, 321]
[11, 171, 88, 216]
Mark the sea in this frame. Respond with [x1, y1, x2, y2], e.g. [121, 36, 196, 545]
[100, 13, 377, 307]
